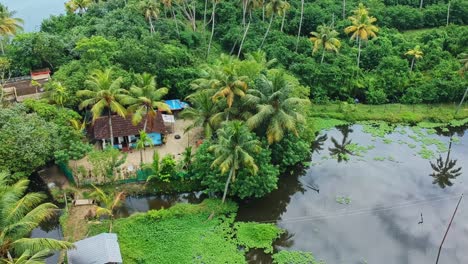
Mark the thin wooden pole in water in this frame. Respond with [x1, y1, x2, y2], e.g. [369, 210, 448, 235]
[435, 194, 463, 264]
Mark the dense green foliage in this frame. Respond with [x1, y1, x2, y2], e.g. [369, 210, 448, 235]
[0, 172, 73, 262]
[89, 199, 283, 264]
[234, 222, 283, 253]
[1, 0, 465, 106]
[192, 141, 279, 199]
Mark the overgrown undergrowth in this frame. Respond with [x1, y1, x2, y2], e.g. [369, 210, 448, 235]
[310, 103, 468, 124]
[88, 199, 296, 264]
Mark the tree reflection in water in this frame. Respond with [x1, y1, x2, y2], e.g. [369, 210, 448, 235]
[329, 125, 354, 162]
[429, 138, 462, 188]
[312, 134, 328, 154]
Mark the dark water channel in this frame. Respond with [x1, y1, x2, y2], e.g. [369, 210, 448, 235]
[28, 173, 63, 264]
[237, 124, 468, 264]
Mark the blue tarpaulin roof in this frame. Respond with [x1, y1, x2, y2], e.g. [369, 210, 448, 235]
[148, 132, 162, 145]
[165, 99, 188, 111]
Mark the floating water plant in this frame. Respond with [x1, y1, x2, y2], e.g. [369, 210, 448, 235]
[336, 196, 351, 205]
[418, 146, 435, 159]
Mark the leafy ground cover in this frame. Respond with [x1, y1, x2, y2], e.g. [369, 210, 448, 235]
[310, 103, 468, 123]
[88, 199, 286, 264]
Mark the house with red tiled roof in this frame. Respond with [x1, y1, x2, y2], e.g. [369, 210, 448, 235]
[90, 112, 168, 151]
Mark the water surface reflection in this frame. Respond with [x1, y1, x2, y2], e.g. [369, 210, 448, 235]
[238, 125, 467, 264]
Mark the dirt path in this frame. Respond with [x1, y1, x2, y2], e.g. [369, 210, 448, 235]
[63, 205, 96, 241]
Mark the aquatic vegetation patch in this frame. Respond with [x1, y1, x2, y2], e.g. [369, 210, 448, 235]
[336, 196, 351, 205]
[418, 146, 435, 159]
[417, 121, 446, 129]
[360, 121, 396, 137]
[234, 222, 284, 253]
[272, 250, 323, 264]
[383, 138, 393, 144]
[88, 199, 279, 264]
[312, 118, 349, 132]
[373, 156, 386, 161]
[344, 143, 375, 157]
[449, 118, 468, 127]
[451, 136, 460, 143]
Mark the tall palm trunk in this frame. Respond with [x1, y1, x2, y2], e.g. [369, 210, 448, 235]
[172, 8, 180, 36]
[0, 39, 4, 55]
[455, 87, 468, 115]
[342, 0, 346, 19]
[260, 14, 274, 49]
[419, 0, 423, 9]
[149, 16, 155, 34]
[7, 251, 13, 262]
[262, 3, 265, 22]
[357, 37, 361, 67]
[109, 215, 114, 232]
[280, 11, 286, 32]
[410, 57, 415, 71]
[140, 149, 144, 166]
[295, 0, 304, 52]
[207, 2, 217, 57]
[321, 48, 326, 64]
[238, 18, 251, 58]
[108, 111, 114, 146]
[203, 0, 208, 34]
[221, 168, 235, 203]
[242, 0, 248, 27]
[446, 1, 451, 26]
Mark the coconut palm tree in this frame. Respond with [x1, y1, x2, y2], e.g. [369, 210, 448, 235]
[295, 0, 304, 52]
[429, 139, 462, 188]
[121, 73, 170, 132]
[161, 0, 180, 36]
[279, 0, 290, 33]
[65, 0, 92, 14]
[344, 3, 378, 67]
[77, 68, 127, 146]
[246, 71, 308, 144]
[310, 24, 341, 64]
[209, 121, 261, 203]
[180, 91, 220, 138]
[0, 4, 23, 55]
[43, 81, 69, 107]
[206, 0, 221, 57]
[3, 249, 51, 264]
[0, 172, 73, 262]
[405, 45, 423, 71]
[90, 185, 125, 232]
[193, 55, 248, 119]
[260, 0, 290, 49]
[140, 0, 160, 34]
[237, 0, 262, 58]
[136, 130, 154, 166]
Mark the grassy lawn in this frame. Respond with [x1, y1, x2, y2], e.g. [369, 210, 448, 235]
[310, 103, 468, 124]
[88, 199, 283, 264]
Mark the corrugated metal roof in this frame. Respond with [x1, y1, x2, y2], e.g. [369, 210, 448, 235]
[67, 233, 123, 264]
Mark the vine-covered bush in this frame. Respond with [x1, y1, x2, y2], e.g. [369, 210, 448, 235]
[191, 142, 279, 199]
